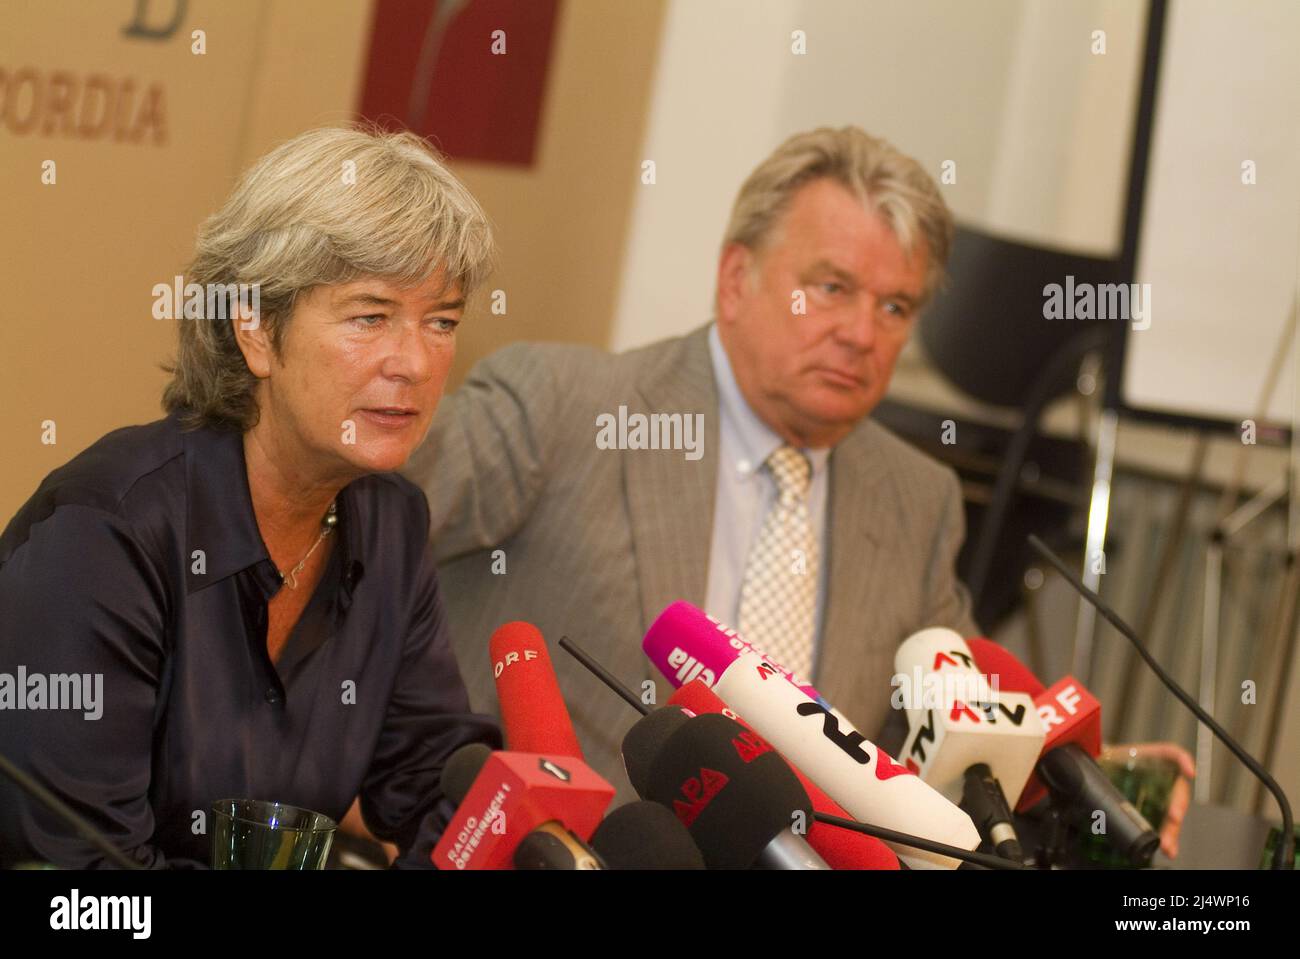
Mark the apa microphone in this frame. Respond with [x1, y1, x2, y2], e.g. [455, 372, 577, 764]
[966, 638, 1159, 867]
[629, 710, 830, 869]
[893, 629, 1045, 862]
[712, 650, 980, 869]
[590, 801, 706, 869]
[433, 742, 613, 870]
[490, 621, 584, 758]
[669, 680, 900, 870]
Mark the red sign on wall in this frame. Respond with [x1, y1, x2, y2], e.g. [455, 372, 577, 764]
[358, 0, 561, 167]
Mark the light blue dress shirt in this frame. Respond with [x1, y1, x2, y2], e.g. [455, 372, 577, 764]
[704, 324, 831, 679]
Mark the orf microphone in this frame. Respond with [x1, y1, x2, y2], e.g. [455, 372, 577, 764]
[966, 638, 1158, 867]
[490, 621, 584, 758]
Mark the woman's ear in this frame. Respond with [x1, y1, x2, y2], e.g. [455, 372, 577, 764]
[233, 314, 274, 379]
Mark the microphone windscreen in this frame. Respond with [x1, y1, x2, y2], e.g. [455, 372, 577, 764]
[670, 679, 899, 870]
[489, 621, 584, 758]
[646, 713, 812, 868]
[966, 638, 1046, 697]
[621, 706, 691, 798]
[590, 801, 706, 869]
[442, 743, 493, 805]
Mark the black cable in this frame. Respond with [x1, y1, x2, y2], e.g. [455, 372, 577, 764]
[0, 751, 143, 870]
[811, 812, 1024, 870]
[558, 635, 651, 715]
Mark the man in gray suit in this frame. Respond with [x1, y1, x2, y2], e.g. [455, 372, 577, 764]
[405, 127, 976, 805]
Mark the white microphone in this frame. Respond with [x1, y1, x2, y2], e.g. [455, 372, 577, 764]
[893, 631, 1045, 862]
[712, 651, 980, 869]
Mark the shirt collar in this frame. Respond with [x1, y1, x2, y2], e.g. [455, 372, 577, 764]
[707, 324, 831, 479]
[180, 414, 364, 600]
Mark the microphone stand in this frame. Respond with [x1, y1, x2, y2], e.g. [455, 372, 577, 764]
[1027, 533, 1295, 869]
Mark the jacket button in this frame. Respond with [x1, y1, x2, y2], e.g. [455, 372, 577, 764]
[265, 688, 281, 705]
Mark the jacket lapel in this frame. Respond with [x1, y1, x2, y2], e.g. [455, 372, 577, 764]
[814, 425, 899, 720]
[623, 327, 719, 631]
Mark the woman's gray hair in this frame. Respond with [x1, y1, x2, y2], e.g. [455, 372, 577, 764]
[162, 124, 495, 431]
[721, 126, 953, 301]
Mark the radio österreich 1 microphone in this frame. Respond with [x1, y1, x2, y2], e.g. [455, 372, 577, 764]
[433, 747, 614, 870]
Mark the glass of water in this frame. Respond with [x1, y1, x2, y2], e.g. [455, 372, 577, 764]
[211, 799, 336, 870]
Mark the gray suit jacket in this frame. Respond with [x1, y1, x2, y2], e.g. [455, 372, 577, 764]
[404, 325, 977, 803]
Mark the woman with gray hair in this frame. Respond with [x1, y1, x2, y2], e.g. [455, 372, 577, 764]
[0, 126, 500, 868]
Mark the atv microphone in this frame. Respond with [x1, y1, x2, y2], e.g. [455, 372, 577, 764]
[893, 629, 1044, 861]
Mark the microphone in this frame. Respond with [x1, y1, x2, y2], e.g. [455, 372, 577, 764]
[631, 710, 830, 869]
[557, 633, 1014, 869]
[643, 600, 828, 704]
[892, 626, 989, 721]
[893, 629, 1044, 862]
[621, 705, 692, 798]
[966, 638, 1158, 867]
[669, 680, 900, 870]
[433, 743, 613, 870]
[712, 650, 980, 869]
[589, 801, 706, 869]
[1026, 533, 1294, 870]
[490, 621, 584, 758]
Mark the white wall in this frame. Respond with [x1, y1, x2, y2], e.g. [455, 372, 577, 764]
[1125, 0, 1300, 428]
[610, 0, 1146, 351]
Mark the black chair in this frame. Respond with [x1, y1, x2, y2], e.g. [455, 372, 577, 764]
[880, 225, 1125, 630]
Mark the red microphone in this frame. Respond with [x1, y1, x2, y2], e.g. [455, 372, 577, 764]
[966, 639, 1101, 810]
[966, 639, 1159, 866]
[433, 749, 614, 870]
[489, 621, 584, 758]
[669, 680, 900, 870]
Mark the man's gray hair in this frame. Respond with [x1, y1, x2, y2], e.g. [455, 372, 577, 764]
[721, 126, 953, 301]
[162, 124, 495, 431]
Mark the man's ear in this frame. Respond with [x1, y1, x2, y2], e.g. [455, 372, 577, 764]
[233, 316, 275, 379]
[715, 242, 756, 328]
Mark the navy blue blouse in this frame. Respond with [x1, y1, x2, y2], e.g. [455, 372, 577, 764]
[0, 412, 499, 868]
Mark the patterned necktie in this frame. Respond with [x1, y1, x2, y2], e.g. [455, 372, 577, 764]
[737, 445, 819, 679]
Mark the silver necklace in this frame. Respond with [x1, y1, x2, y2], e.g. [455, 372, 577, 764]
[279, 501, 338, 590]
